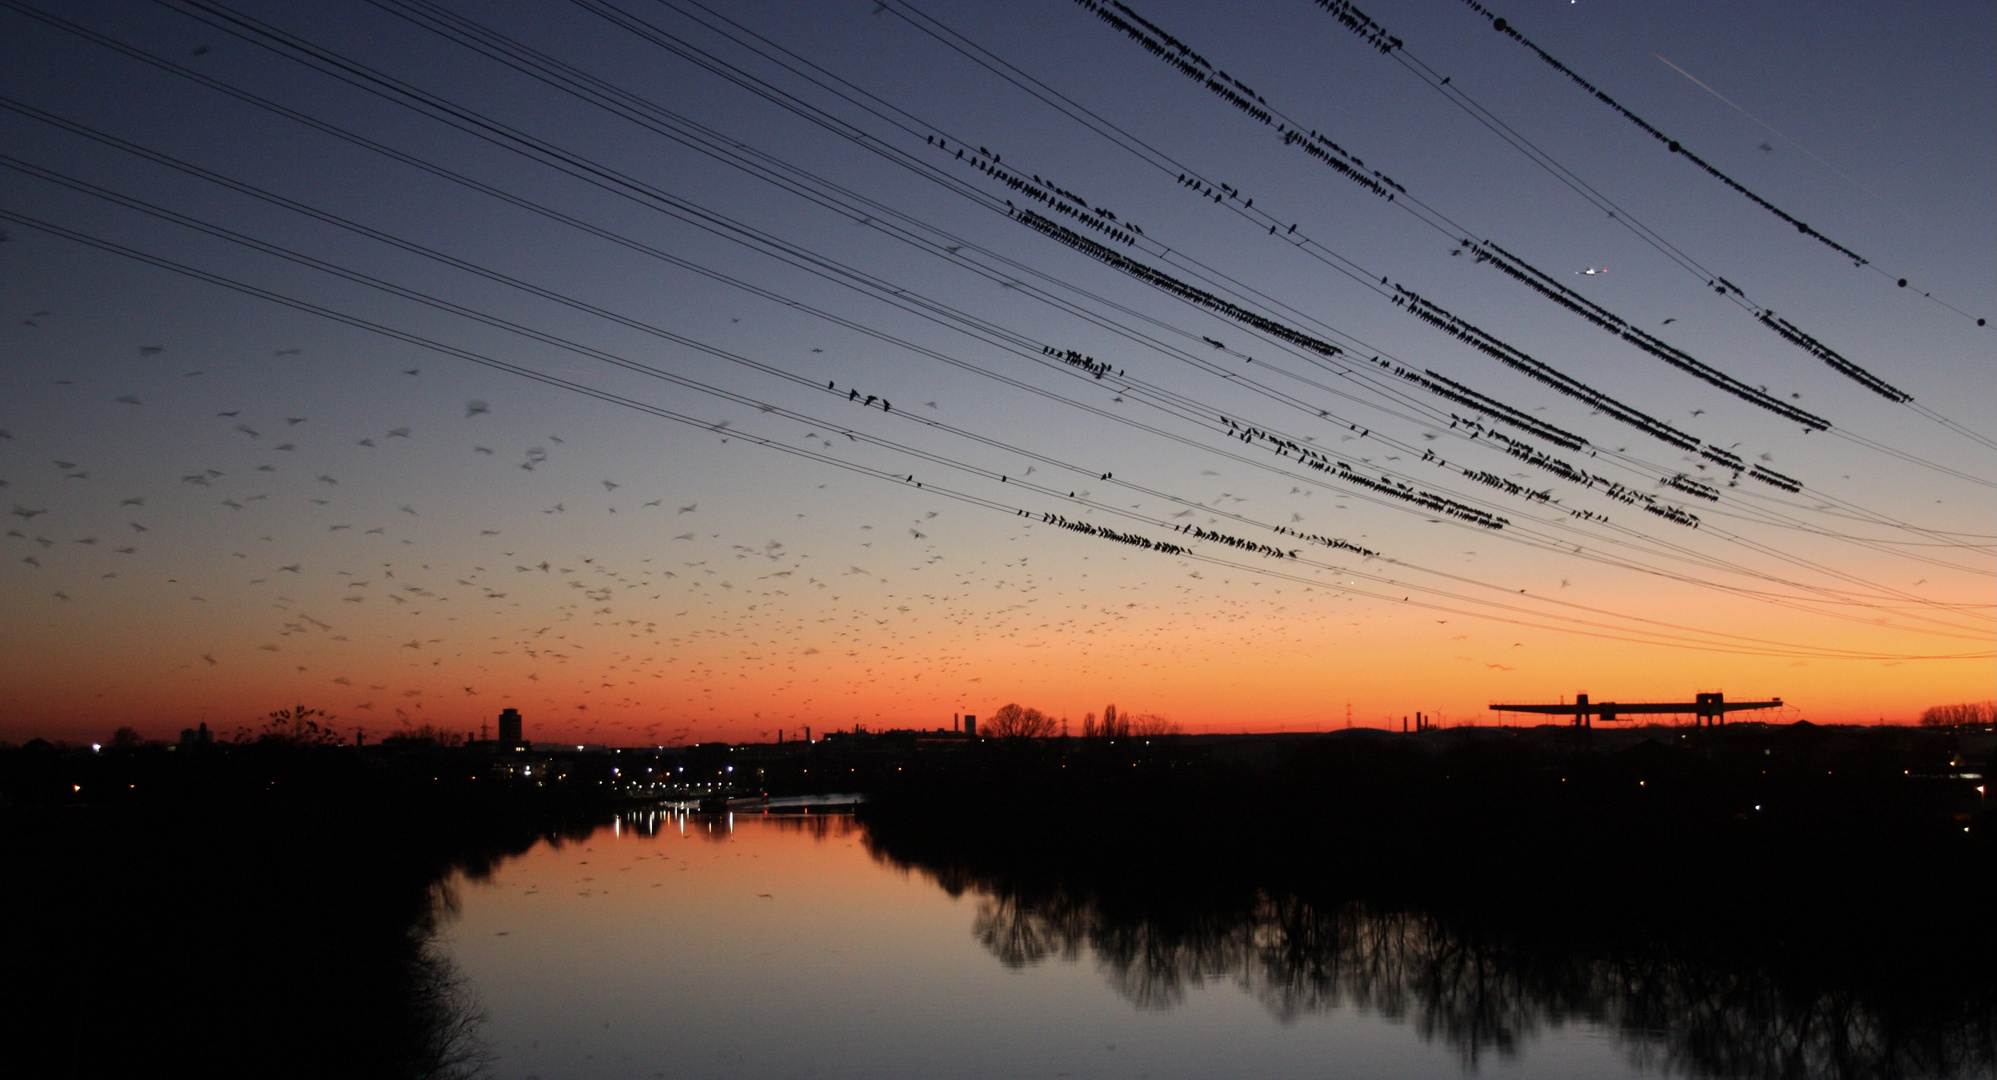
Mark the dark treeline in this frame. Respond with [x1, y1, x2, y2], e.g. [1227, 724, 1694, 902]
[1, 741, 615, 1080]
[860, 725, 1997, 1077]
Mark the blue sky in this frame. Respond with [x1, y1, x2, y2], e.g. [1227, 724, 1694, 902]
[2, 0, 1990, 744]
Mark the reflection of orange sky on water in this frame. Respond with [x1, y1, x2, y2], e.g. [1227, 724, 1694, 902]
[438, 812, 1651, 1078]
[443, 813, 986, 1014]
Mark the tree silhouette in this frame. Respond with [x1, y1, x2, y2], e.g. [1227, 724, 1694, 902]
[984, 703, 1057, 739]
[252, 705, 345, 747]
[1082, 704, 1178, 738]
[1920, 701, 1996, 728]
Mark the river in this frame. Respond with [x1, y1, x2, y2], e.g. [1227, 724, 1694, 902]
[438, 809, 1986, 1080]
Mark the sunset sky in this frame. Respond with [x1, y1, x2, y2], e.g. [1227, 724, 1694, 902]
[3, 0, 1990, 745]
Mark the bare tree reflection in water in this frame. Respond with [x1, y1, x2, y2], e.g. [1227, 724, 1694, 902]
[407, 948, 492, 1080]
[418, 877, 497, 1080]
[972, 891, 1086, 971]
[908, 871, 1997, 1078]
[764, 810, 868, 840]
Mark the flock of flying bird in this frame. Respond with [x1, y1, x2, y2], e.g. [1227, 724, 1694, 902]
[12, 345, 1357, 742]
[1, 0, 1988, 741]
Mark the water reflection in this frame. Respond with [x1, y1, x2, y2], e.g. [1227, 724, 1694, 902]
[613, 801, 870, 842]
[876, 848, 1997, 1078]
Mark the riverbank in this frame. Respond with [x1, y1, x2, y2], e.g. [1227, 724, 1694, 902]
[859, 724, 1997, 1078]
[1, 742, 614, 1080]
[861, 722, 1994, 936]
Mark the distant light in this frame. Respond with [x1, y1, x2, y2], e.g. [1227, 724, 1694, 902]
[1754, 805, 1762, 811]
[72, 784, 80, 792]
[90, 743, 101, 752]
